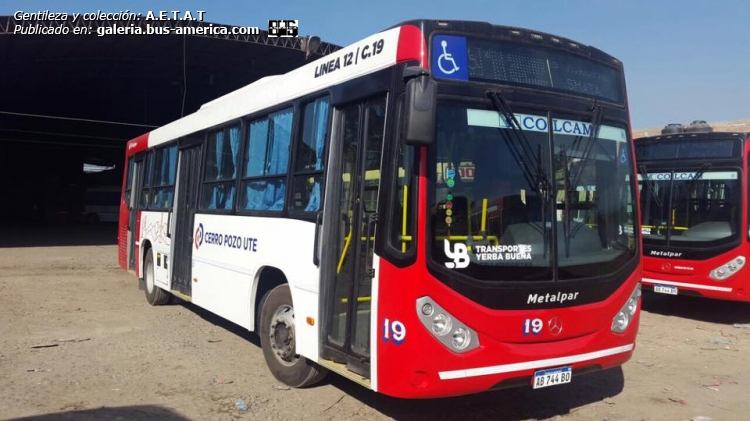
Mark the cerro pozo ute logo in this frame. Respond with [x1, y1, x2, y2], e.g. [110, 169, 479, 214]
[195, 223, 204, 250]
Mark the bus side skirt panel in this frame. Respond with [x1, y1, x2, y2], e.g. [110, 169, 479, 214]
[190, 214, 321, 362]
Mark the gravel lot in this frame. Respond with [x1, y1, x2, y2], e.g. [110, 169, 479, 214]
[1, 226, 749, 420]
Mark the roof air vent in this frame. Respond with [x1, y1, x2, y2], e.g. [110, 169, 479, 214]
[661, 123, 684, 135]
[684, 120, 713, 133]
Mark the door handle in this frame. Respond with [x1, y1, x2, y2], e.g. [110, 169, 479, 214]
[364, 212, 378, 278]
[313, 211, 323, 266]
[167, 211, 172, 238]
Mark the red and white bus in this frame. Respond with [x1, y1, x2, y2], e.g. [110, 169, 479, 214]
[118, 20, 642, 398]
[636, 121, 749, 301]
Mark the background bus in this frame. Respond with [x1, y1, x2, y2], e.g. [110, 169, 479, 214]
[84, 186, 121, 224]
[118, 19, 642, 398]
[635, 121, 750, 301]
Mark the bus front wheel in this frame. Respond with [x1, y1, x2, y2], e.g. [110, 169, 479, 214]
[259, 284, 327, 388]
[144, 251, 170, 306]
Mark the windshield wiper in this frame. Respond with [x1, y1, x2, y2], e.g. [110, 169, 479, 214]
[685, 163, 712, 194]
[486, 91, 551, 253]
[665, 163, 712, 244]
[486, 91, 550, 192]
[560, 144, 573, 258]
[637, 163, 663, 238]
[672, 163, 712, 212]
[561, 103, 603, 247]
[570, 101, 603, 189]
[638, 163, 663, 208]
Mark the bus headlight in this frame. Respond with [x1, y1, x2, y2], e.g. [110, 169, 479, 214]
[416, 296, 480, 353]
[611, 283, 641, 334]
[451, 328, 472, 350]
[709, 256, 746, 281]
[612, 311, 630, 332]
[432, 313, 452, 336]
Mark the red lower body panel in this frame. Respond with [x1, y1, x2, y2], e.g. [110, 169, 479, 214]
[375, 259, 640, 398]
[643, 255, 750, 302]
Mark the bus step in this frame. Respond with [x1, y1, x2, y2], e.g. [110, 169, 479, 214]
[317, 359, 371, 389]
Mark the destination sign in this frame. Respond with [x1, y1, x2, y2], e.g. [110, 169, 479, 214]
[636, 138, 740, 161]
[431, 35, 625, 103]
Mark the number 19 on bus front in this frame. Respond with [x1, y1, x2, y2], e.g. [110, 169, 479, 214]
[383, 318, 406, 345]
[523, 318, 543, 336]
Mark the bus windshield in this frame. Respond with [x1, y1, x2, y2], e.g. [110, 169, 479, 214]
[639, 169, 740, 247]
[429, 102, 637, 281]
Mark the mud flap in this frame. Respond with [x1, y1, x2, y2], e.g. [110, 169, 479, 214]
[138, 277, 146, 291]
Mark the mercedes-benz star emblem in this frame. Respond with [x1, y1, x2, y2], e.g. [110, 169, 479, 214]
[548, 316, 563, 336]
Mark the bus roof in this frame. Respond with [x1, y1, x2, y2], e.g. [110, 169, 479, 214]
[634, 131, 748, 162]
[127, 23, 425, 154]
[635, 131, 748, 143]
[393, 19, 623, 65]
[126, 19, 625, 155]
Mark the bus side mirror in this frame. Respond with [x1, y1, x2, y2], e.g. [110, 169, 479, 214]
[403, 71, 437, 146]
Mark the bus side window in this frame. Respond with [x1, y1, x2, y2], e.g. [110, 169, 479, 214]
[152, 145, 178, 210]
[241, 107, 293, 211]
[139, 152, 152, 209]
[201, 125, 241, 210]
[292, 96, 330, 213]
[389, 97, 415, 255]
[391, 144, 415, 253]
[123, 158, 134, 205]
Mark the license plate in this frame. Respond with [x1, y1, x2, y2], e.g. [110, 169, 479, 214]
[533, 366, 572, 389]
[654, 284, 678, 295]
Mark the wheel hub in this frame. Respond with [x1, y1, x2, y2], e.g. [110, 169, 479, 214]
[269, 305, 297, 365]
[145, 260, 154, 293]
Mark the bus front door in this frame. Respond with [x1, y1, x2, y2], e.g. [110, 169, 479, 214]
[321, 95, 386, 378]
[171, 145, 202, 296]
[127, 157, 145, 271]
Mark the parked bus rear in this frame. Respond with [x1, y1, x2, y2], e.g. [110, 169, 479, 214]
[635, 121, 750, 301]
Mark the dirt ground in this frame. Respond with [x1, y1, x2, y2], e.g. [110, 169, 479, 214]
[2, 226, 750, 421]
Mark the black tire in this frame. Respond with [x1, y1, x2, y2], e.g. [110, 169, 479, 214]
[144, 251, 170, 306]
[259, 284, 328, 388]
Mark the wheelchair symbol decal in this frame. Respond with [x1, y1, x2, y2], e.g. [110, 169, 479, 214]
[432, 35, 467, 80]
[437, 40, 460, 75]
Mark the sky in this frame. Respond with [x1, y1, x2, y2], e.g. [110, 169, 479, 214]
[4, 0, 749, 129]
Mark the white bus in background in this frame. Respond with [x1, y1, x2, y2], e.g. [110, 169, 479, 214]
[84, 186, 120, 223]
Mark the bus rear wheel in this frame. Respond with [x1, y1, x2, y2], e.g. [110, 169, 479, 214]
[144, 251, 170, 306]
[259, 284, 327, 388]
